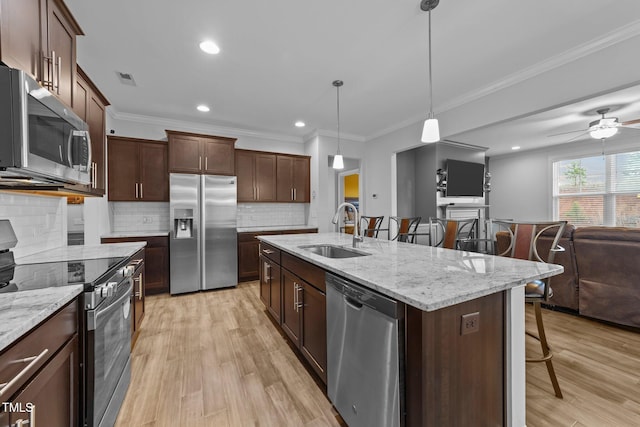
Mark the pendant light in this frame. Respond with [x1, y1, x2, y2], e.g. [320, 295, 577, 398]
[332, 80, 345, 170]
[420, 0, 440, 143]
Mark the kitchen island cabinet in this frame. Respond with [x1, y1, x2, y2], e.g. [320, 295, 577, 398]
[259, 232, 563, 427]
[238, 227, 317, 282]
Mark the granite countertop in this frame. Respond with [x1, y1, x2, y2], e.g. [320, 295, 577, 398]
[1, 242, 146, 352]
[237, 225, 318, 233]
[101, 231, 170, 238]
[0, 285, 85, 353]
[16, 242, 146, 264]
[259, 232, 563, 312]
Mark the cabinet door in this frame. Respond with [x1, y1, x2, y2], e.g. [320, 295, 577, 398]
[300, 282, 327, 383]
[281, 270, 301, 347]
[107, 138, 138, 200]
[259, 255, 270, 307]
[9, 335, 79, 427]
[255, 153, 277, 201]
[46, 0, 76, 107]
[236, 151, 256, 202]
[0, 0, 43, 82]
[145, 245, 168, 294]
[276, 155, 294, 201]
[268, 263, 282, 324]
[73, 73, 88, 121]
[168, 134, 202, 173]
[238, 239, 259, 281]
[139, 142, 168, 201]
[133, 264, 145, 334]
[292, 157, 310, 202]
[87, 95, 106, 193]
[203, 138, 235, 175]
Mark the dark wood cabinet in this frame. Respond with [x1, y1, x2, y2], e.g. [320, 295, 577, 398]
[129, 248, 145, 348]
[236, 150, 277, 202]
[281, 269, 301, 347]
[300, 281, 327, 381]
[0, 299, 79, 427]
[238, 229, 317, 282]
[107, 136, 168, 201]
[167, 130, 236, 175]
[260, 254, 282, 324]
[101, 236, 169, 295]
[0, 0, 83, 108]
[74, 67, 109, 195]
[276, 155, 310, 202]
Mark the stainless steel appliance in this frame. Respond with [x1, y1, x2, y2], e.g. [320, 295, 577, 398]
[169, 173, 237, 294]
[0, 66, 91, 185]
[326, 273, 405, 427]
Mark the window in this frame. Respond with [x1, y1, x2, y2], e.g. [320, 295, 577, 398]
[553, 150, 640, 228]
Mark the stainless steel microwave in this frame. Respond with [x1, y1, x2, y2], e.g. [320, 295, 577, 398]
[0, 66, 91, 185]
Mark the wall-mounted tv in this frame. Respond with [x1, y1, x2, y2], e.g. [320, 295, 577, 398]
[445, 159, 485, 197]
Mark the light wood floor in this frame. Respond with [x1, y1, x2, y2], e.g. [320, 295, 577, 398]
[116, 282, 640, 427]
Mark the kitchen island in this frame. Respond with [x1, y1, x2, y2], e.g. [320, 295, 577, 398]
[258, 232, 563, 427]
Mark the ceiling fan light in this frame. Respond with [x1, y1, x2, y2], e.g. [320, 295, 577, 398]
[332, 154, 344, 170]
[421, 118, 440, 143]
[590, 126, 618, 139]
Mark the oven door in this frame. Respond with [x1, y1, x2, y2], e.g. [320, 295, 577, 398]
[86, 279, 132, 427]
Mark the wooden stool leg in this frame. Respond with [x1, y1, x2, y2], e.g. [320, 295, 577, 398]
[529, 302, 563, 398]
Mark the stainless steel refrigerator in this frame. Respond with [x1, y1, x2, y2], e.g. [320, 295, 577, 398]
[169, 173, 237, 294]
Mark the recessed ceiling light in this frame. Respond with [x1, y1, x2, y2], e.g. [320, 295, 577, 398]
[512, 146, 521, 150]
[197, 105, 210, 112]
[199, 40, 220, 55]
[294, 121, 306, 128]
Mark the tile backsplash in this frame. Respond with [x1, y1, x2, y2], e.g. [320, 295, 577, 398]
[0, 193, 66, 258]
[110, 202, 170, 232]
[237, 203, 306, 228]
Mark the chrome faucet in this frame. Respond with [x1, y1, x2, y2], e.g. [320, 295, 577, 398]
[332, 202, 363, 248]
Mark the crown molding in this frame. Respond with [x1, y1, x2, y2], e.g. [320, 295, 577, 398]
[437, 19, 640, 115]
[367, 19, 640, 142]
[313, 128, 366, 142]
[107, 109, 304, 143]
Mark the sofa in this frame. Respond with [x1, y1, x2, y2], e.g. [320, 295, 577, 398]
[496, 225, 640, 329]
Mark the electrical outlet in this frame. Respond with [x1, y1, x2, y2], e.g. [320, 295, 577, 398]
[143, 216, 153, 224]
[461, 312, 480, 335]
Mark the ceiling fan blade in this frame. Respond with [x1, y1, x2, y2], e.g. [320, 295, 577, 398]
[621, 118, 640, 126]
[548, 128, 588, 138]
[563, 131, 591, 143]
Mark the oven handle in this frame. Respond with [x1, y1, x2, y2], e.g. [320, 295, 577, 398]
[87, 283, 132, 331]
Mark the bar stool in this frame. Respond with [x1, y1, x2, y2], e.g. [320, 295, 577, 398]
[428, 217, 478, 250]
[360, 216, 385, 238]
[388, 216, 421, 243]
[493, 220, 566, 398]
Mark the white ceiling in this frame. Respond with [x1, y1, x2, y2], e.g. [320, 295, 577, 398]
[65, 0, 640, 152]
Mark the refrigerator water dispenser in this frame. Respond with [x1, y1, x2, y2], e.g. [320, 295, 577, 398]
[174, 209, 193, 239]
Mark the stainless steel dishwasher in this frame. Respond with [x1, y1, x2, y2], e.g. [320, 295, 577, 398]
[326, 273, 405, 427]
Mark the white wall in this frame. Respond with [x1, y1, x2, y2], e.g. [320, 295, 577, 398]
[0, 193, 66, 258]
[488, 134, 640, 221]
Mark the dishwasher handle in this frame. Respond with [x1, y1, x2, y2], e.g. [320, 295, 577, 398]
[344, 295, 363, 310]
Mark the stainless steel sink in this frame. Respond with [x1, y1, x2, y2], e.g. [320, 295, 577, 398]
[299, 244, 371, 259]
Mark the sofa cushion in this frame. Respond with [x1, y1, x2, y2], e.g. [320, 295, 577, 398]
[574, 227, 640, 327]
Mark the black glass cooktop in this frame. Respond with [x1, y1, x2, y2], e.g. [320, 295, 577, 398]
[0, 257, 126, 293]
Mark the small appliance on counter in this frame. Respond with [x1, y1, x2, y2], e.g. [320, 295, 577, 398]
[169, 174, 237, 294]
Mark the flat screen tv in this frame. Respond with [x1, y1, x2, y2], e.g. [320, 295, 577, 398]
[445, 159, 485, 197]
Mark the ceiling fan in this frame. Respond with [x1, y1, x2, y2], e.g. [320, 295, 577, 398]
[550, 108, 640, 143]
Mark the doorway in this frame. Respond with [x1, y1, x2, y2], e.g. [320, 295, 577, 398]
[337, 169, 360, 233]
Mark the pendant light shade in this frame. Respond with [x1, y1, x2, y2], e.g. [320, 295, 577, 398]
[421, 117, 440, 143]
[332, 80, 345, 170]
[332, 154, 344, 169]
[420, 0, 440, 143]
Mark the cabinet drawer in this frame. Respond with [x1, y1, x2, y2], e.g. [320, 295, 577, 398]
[259, 242, 281, 264]
[0, 299, 78, 400]
[282, 253, 325, 293]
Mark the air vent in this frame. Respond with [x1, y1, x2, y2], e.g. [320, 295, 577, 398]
[116, 71, 137, 86]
